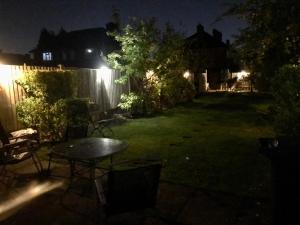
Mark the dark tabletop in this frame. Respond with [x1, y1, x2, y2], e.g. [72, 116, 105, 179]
[51, 137, 128, 160]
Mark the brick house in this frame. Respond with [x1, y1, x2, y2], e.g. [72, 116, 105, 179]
[185, 24, 238, 91]
[30, 25, 119, 69]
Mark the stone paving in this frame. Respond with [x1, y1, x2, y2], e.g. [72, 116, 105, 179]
[0, 160, 271, 225]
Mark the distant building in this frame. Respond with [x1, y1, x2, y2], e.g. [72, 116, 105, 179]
[30, 26, 119, 69]
[185, 24, 239, 91]
[0, 51, 30, 65]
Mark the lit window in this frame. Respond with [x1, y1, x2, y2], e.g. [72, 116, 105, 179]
[42, 52, 52, 61]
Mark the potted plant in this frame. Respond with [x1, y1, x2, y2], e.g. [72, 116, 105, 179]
[66, 98, 89, 139]
[260, 64, 300, 225]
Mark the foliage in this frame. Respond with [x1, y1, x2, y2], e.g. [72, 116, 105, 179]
[16, 70, 78, 141]
[65, 98, 89, 127]
[227, 0, 300, 91]
[16, 97, 44, 128]
[271, 65, 300, 137]
[108, 18, 159, 80]
[160, 73, 195, 107]
[154, 24, 195, 106]
[16, 71, 75, 102]
[17, 97, 67, 141]
[118, 92, 144, 114]
[108, 18, 194, 114]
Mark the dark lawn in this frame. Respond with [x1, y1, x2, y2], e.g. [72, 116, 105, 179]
[105, 93, 274, 198]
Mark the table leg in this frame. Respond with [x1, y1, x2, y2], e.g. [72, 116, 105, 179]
[89, 160, 96, 180]
[69, 160, 76, 181]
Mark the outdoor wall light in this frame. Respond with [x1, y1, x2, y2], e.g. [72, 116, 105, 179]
[183, 70, 194, 82]
[183, 71, 191, 79]
[236, 70, 250, 80]
[86, 48, 93, 53]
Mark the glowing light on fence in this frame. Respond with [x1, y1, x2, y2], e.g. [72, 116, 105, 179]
[0, 181, 63, 221]
[0, 63, 11, 87]
[99, 65, 111, 77]
[96, 65, 112, 86]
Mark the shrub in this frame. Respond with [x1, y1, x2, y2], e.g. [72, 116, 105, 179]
[161, 74, 195, 107]
[118, 92, 144, 115]
[271, 65, 300, 137]
[17, 98, 67, 141]
[65, 98, 89, 127]
[16, 70, 78, 141]
[35, 71, 75, 103]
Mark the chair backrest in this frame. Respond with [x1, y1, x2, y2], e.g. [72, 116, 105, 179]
[65, 124, 88, 140]
[105, 163, 162, 215]
[0, 121, 10, 145]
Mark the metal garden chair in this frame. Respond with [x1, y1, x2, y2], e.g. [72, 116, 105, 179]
[94, 160, 162, 223]
[0, 121, 43, 185]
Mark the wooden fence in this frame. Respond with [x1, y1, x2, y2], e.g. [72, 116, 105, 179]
[0, 64, 129, 131]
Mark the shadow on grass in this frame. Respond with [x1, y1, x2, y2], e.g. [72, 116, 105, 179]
[202, 102, 251, 111]
[169, 92, 274, 115]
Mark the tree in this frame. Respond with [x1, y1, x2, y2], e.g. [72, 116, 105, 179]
[272, 65, 300, 137]
[108, 18, 159, 90]
[37, 28, 56, 49]
[154, 24, 194, 107]
[227, 0, 300, 90]
[106, 7, 121, 33]
[107, 18, 194, 114]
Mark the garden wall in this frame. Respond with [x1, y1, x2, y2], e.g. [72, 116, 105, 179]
[0, 64, 129, 131]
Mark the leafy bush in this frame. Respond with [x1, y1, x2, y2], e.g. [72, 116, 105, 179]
[118, 92, 144, 115]
[161, 73, 195, 107]
[17, 98, 67, 141]
[271, 65, 300, 137]
[16, 71, 75, 101]
[16, 70, 78, 141]
[65, 98, 89, 127]
[35, 71, 75, 103]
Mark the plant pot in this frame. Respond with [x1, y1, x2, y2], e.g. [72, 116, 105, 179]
[259, 137, 300, 225]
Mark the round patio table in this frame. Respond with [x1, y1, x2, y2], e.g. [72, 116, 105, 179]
[50, 137, 128, 160]
[49, 137, 128, 180]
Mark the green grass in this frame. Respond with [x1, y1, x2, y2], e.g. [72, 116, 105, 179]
[106, 92, 275, 198]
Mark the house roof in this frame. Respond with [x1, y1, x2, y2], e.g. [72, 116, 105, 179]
[30, 27, 118, 54]
[58, 27, 108, 49]
[185, 25, 227, 49]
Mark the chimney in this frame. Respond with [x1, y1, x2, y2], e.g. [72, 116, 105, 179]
[212, 29, 222, 42]
[197, 24, 204, 33]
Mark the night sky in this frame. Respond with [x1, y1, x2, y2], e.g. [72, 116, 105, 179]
[0, 0, 245, 54]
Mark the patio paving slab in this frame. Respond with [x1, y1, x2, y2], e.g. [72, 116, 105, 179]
[1, 159, 271, 225]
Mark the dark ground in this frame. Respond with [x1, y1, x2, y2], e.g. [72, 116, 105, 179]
[0, 160, 271, 225]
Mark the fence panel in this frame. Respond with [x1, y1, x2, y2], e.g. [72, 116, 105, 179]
[0, 65, 25, 130]
[0, 64, 129, 131]
[76, 68, 129, 112]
